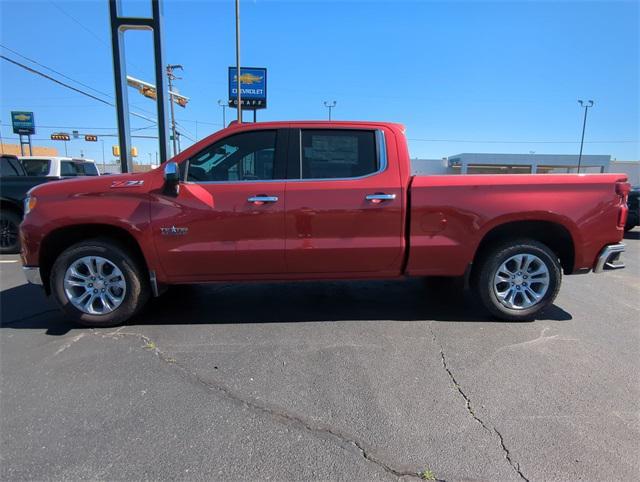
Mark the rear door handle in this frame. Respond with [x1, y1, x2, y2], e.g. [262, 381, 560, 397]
[248, 195, 279, 205]
[365, 193, 396, 203]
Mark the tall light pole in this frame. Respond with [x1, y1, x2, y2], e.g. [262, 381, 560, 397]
[101, 139, 105, 173]
[218, 99, 229, 127]
[324, 100, 336, 120]
[577, 99, 594, 173]
[235, 0, 242, 124]
[166, 64, 183, 157]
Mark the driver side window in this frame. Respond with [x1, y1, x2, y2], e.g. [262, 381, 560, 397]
[187, 130, 276, 182]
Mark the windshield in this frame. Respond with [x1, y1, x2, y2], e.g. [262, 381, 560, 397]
[21, 158, 50, 176]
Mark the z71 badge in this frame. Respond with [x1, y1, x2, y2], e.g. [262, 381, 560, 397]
[111, 180, 145, 188]
[160, 226, 188, 236]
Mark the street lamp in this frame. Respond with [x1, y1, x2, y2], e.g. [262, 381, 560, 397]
[577, 99, 594, 173]
[323, 100, 336, 121]
[218, 99, 229, 127]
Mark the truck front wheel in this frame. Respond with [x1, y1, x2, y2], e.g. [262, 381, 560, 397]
[0, 210, 21, 254]
[474, 239, 562, 321]
[50, 239, 150, 327]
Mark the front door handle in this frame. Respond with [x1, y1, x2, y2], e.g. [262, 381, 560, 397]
[365, 193, 396, 204]
[248, 195, 279, 205]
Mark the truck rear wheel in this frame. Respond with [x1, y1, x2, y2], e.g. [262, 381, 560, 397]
[474, 239, 561, 321]
[50, 239, 150, 327]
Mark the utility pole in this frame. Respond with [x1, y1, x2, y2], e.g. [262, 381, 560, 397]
[166, 64, 183, 156]
[577, 99, 594, 173]
[218, 99, 229, 127]
[324, 100, 336, 120]
[101, 139, 105, 172]
[235, 0, 242, 123]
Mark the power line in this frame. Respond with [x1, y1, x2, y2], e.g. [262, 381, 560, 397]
[0, 43, 113, 99]
[174, 121, 196, 143]
[0, 44, 157, 119]
[45, 0, 150, 77]
[1, 55, 156, 124]
[48, 0, 107, 46]
[176, 118, 222, 127]
[2, 55, 111, 105]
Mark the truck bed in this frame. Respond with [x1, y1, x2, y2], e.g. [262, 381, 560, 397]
[406, 173, 628, 276]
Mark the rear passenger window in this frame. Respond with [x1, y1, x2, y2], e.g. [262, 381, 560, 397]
[300, 130, 377, 179]
[77, 162, 99, 176]
[61, 161, 78, 176]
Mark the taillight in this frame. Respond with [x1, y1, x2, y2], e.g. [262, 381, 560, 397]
[616, 180, 630, 228]
[616, 178, 631, 228]
[616, 180, 631, 199]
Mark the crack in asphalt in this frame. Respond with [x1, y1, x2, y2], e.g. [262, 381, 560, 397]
[429, 326, 529, 482]
[99, 329, 421, 481]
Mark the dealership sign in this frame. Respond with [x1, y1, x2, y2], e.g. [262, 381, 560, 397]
[11, 111, 35, 135]
[228, 67, 267, 110]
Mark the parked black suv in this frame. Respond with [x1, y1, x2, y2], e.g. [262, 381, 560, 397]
[0, 154, 54, 253]
[626, 186, 639, 231]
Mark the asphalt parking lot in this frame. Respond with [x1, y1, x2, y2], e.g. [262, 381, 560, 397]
[1, 231, 639, 481]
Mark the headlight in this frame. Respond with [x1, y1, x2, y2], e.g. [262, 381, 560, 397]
[24, 195, 37, 216]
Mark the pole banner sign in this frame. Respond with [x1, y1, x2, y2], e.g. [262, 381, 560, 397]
[228, 67, 267, 110]
[11, 111, 36, 135]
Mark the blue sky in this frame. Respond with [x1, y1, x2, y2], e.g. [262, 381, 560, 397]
[1, 0, 638, 165]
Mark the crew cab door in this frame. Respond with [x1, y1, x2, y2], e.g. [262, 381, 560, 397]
[284, 128, 404, 275]
[150, 129, 287, 280]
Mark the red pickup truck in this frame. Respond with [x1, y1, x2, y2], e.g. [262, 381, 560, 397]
[20, 121, 629, 327]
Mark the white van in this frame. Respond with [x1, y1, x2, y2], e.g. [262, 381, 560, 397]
[19, 157, 100, 177]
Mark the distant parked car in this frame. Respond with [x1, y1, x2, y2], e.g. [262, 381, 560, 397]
[0, 154, 57, 253]
[20, 156, 100, 178]
[625, 186, 639, 231]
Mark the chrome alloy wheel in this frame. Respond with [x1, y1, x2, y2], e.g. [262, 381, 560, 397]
[493, 253, 550, 310]
[63, 256, 127, 315]
[0, 217, 18, 249]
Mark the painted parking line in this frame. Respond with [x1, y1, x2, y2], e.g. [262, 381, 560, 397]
[0, 260, 19, 264]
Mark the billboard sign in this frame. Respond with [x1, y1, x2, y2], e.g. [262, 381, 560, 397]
[11, 111, 35, 135]
[228, 67, 267, 110]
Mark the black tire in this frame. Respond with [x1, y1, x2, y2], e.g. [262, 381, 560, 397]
[0, 209, 21, 254]
[50, 238, 150, 327]
[624, 215, 638, 232]
[473, 239, 562, 321]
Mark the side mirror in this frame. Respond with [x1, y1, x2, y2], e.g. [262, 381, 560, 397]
[163, 162, 180, 196]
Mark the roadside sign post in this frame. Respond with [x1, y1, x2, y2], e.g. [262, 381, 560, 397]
[109, 0, 170, 172]
[228, 67, 267, 121]
[11, 111, 35, 156]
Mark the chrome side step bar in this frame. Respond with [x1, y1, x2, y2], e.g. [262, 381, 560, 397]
[594, 243, 625, 273]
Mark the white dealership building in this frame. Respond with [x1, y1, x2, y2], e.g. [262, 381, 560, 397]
[412, 154, 639, 185]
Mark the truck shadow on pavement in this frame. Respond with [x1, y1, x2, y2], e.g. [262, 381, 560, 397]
[1, 278, 572, 336]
